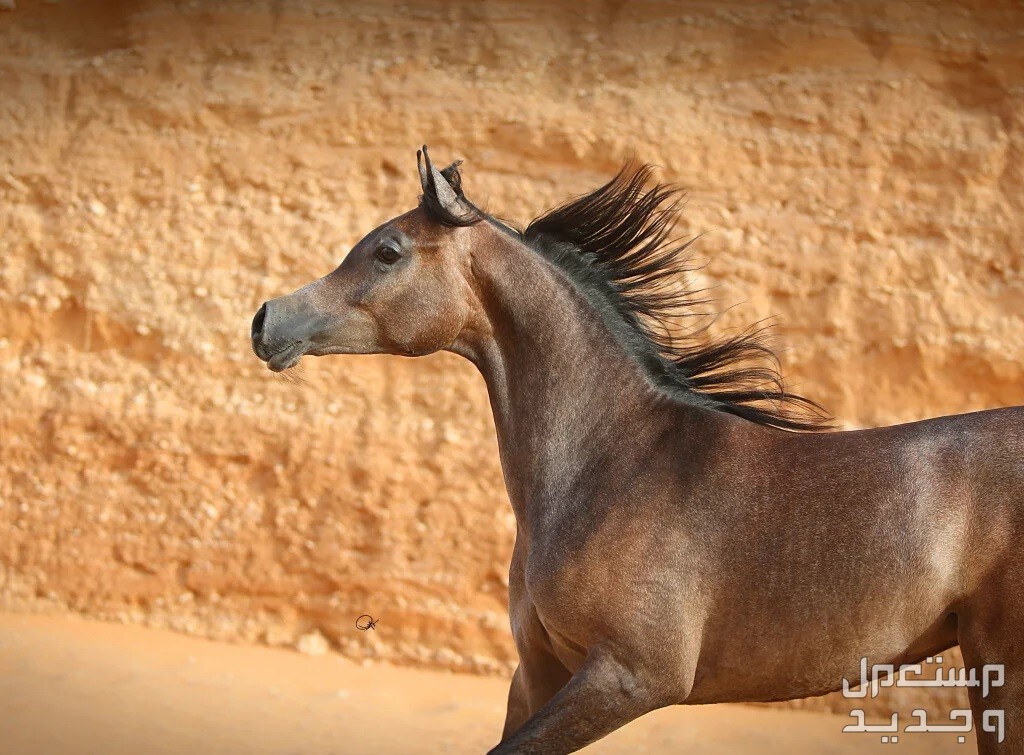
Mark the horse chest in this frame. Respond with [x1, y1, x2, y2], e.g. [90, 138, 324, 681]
[518, 558, 591, 673]
[522, 542, 577, 616]
[517, 525, 617, 658]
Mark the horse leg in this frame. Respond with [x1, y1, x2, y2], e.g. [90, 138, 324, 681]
[503, 665, 530, 738]
[502, 608, 573, 737]
[502, 649, 573, 738]
[491, 645, 669, 754]
[957, 568, 1024, 752]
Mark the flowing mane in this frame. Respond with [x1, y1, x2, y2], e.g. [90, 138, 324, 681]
[421, 162, 831, 432]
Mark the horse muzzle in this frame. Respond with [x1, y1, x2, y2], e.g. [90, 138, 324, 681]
[250, 299, 313, 372]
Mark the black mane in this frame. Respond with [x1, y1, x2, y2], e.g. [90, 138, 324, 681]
[421, 162, 831, 432]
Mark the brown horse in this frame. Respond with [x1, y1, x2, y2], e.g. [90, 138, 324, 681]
[251, 147, 1024, 754]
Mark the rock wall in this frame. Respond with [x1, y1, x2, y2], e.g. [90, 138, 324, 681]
[1, 0, 1022, 703]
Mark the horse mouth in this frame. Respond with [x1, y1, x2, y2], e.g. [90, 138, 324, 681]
[265, 341, 306, 372]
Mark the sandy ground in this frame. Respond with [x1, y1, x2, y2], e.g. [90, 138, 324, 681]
[0, 614, 971, 754]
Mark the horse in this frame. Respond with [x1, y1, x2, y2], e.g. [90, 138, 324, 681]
[250, 147, 1024, 754]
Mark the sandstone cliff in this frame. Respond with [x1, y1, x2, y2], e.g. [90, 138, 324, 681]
[1, 0, 1022, 711]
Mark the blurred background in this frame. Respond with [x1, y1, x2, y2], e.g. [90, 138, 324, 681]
[0, 0, 1022, 752]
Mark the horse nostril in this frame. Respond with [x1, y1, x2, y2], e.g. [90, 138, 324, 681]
[251, 302, 267, 342]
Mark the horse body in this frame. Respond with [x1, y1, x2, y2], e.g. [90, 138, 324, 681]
[477, 223, 1021, 712]
[678, 409, 1022, 704]
[251, 147, 1023, 753]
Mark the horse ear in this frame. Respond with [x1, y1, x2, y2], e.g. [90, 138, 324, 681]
[417, 148, 430, 195]
[417, 145, 472, 219]
[439, 160, 464, 196]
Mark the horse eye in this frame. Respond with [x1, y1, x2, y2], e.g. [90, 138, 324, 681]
[376, 246, 401, 264]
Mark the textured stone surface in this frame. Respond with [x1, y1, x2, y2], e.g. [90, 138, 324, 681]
[1, 0, 1022, 702]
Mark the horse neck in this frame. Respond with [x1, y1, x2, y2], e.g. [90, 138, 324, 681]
[454, 231, 672, 528]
